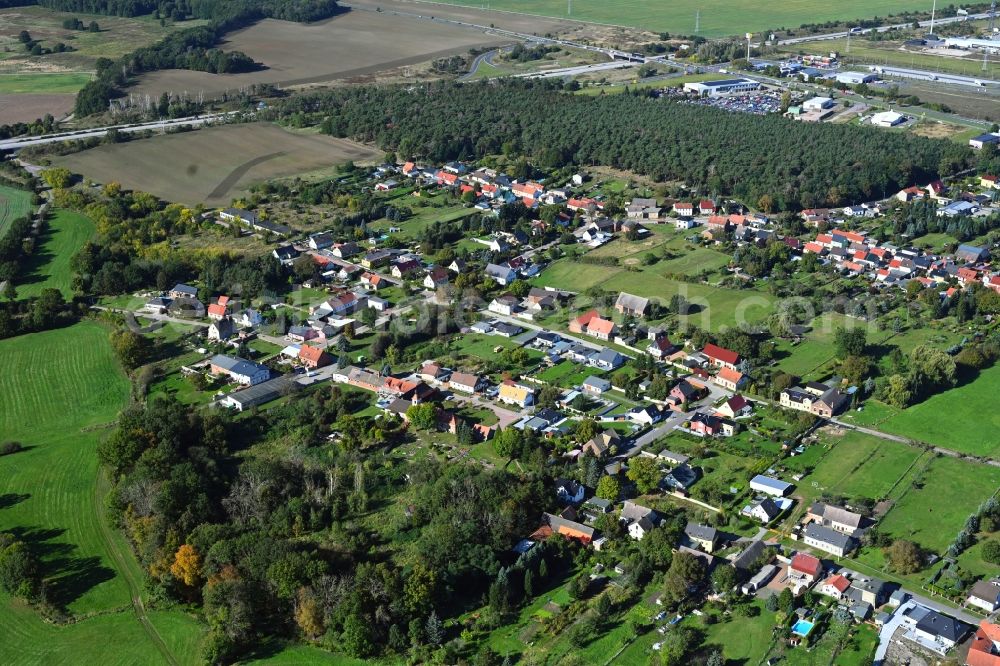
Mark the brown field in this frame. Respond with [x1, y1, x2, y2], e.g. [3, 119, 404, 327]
[0, 92, 73, 123]
[53, 123, 382, 206]
[132, 9, 507, 99]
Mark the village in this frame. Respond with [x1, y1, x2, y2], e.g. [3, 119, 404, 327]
[88, 148, 1000, 665]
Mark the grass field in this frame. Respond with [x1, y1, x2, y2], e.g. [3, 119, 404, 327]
[0, 183, 33, 236]
[874, 364, 1000, 458]
[801, 430, 923, 503]
[876, 456, 1000, 554]
[422, 0, 931, 36]
[0, 72, 93, 94]
[16, 209, 94, 299]
[132, 11, 505, 99]
[54, 123, 382, 206]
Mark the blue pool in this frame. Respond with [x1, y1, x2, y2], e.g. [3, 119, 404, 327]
[792, 619, 815, 637]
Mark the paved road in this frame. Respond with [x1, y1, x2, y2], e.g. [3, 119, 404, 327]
[776, 13, 992, 45]
[516, 60, 636, 79]
[460, 48, 500, 81]
[0, 112, 236, 151]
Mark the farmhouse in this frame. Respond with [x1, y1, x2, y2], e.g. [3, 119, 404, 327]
[788, 552, 823, 586]
[806, 502, 863, 535]
[615, 292, 650, 317]
[626, 197, 661, 219]
[209, 354, 271, 386]
[803, 523, 856, 557]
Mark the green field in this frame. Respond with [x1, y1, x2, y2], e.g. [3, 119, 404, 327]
[0, 323, 212, 664]
[16, 209, 95, 299]
[0, 183, 33, 236]
[802, 431, 923, 502]
[877, 456, 1000, 554]
[0, 72, 94, 94]
[428, 0, 931, 36]
[875, 364, 1000, 458]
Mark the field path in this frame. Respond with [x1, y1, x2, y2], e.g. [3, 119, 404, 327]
[208, 151, 286, 200]
[94, 471, 179, 666]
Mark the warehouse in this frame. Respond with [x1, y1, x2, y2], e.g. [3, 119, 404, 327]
[835, 71, 878, 85]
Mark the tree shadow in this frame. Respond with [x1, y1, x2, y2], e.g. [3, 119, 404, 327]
[0, 492, 30, 509]
[15, 225, 58, 288]
[8, 525, 116, 609]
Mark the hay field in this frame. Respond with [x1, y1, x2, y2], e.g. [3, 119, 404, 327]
[54, 123, 381, 206]
[133, 10, 506, 98]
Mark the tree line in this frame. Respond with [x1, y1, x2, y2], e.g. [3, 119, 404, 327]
[270, 80, 971, 211]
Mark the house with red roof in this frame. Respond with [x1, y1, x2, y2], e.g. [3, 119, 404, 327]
[926, 180, 949, 200]
[713, 366, 745, 392]
[298, 344, 331, 369]
[585, 316, 616, 341]
[673, 201, 694, 216]
[698, 199, 716, 215]
[788, 552, 823, 586]
[208, 295, 231, 321]
[817, 574, 851, 600]
[968, 621, 1000, 666]
[716, 394, 751, 419]
[360, 272, 384, 291]
[981, 175, 999, 190]
[435, 170, 459, 186]
[402, 161, 416, 175]
[703, 343, 740, 370]
[897, 185, 925, 202]
[569, 309, 600, 334]
[958, 267, 981, 285]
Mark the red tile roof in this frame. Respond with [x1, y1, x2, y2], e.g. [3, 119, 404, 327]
[968, 621, 1000, 666]
[703, 343, 739, 366]
[791, 552, 822, 577]
[587, 317, 615, 336]
[823, 574, 851, 593]
[298, 344, 328, 365]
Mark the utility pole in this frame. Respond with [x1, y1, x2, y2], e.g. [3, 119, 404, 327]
[929, 0, 937, 35]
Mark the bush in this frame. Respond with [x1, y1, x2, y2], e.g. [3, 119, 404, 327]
[0, 441, 23, 456]
[983, 540, 1000, 566]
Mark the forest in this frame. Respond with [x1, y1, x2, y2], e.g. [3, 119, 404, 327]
[270, 80, 971, 211]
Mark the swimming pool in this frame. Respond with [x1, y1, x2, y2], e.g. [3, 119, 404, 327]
[791, 619, 814, 637]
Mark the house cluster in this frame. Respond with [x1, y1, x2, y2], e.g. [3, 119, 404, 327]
[779, 377, 851, 418]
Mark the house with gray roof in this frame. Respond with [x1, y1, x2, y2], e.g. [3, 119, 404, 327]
[803, 523, 856, 557]
[615, 292, 650, 317]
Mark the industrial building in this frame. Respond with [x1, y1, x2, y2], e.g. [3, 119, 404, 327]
[683, 78, 761, 97]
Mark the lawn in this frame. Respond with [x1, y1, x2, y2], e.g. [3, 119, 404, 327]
[534, 359, 599, 388]
[430, 0, 929, 36]
[874, 364, 1000, 458]
[802, 430, 923, 504]
[16, 208, 95, 299]
[876, 456, 1000, 554]
[0, 322, 199, 663]
[534, 259, 622, 292]
[0, 183, 33, 236]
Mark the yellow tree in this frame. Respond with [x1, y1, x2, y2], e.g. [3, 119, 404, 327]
[294, 587, 324, 639]
[170, 544, 202, 587]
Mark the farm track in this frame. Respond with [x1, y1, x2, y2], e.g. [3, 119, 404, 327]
[208, 151, 286, 200]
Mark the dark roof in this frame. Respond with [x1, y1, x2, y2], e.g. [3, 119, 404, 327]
[914, 608, 970, 642]
[685, 522, 718, 542]
[804, 523, 854, 550]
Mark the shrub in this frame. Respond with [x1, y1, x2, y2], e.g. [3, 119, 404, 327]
[0, 441, 23, 456]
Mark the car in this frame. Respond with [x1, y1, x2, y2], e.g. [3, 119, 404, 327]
[654, 610, 668, 621]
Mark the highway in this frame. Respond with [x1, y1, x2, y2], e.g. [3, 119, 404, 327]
[0, 112, 236, 151]
[516, 60, 637, 79]
[777, 12, 993, 45]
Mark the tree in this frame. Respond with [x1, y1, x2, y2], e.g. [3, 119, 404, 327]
[881, 374, 912, 409]
[886, 539, 924, 574]
[2, 280, 14, 302]
[662, 551, 705, 605]
[833, 327, 867, 358]
[493, 428, 518, 459]
[523, 569, 534, 598]
[405, 403, 437, 431]
[110, 328, 152, 371]
[707, 650, 724, 666]
[982, 540, 1000, 565]
[575, 418, 600, 443]
[294, 587, 324, 639]
[342, 613, 375, 657]
[710, 564, 737, 594]
[596, 475, 621, 501]
[0, 534, 39, 599]
[425, 610, 444, 646]
[626, 456, 661, 495]
[170, 543, 202, 587]
[41, 167, 73, 189]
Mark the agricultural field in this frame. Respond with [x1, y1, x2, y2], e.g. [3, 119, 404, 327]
[54, 123, 382, 206]
[0, 6, 191, 123]
[873, 364, 1000, 458]
[0, 323, 203, 663]
[0, 182, 32, 235]
[132, 10, 506, 99]
[419, 0, 931, 37]
[16, 208, 95, 299]
[874, 455, 1000, 554]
